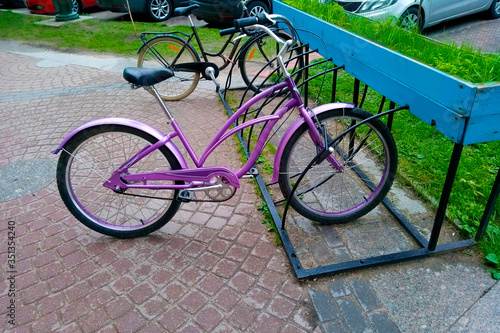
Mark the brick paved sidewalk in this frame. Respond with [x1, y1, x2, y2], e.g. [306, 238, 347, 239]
[424, 15, 500, 54]
[0, 50, 317, 332]
[1, 43, 498, 333]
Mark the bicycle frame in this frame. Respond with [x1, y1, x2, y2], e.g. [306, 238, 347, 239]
[110, 81, 353, 193]
[139, 17, 242, 71]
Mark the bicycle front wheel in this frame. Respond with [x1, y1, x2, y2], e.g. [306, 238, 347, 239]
[57, 125, 183, 238]
[278, 108, 397, 224]
[137, 36, 200, 101]
[239, 31, 303, 93]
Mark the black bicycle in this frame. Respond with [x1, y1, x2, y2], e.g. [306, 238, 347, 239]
[137, 1, 304, 100]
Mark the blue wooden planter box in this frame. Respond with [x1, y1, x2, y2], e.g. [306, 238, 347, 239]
[275, 1, 500, 145]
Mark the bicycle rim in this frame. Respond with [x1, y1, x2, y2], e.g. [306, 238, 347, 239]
[57, 126, 181, 238]
[279, 108, 397, 224]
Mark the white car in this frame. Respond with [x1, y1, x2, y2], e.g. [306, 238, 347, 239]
[327, 0, 500, 29]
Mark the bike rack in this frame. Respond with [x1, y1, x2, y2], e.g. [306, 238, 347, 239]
[218, 41, 498, 279]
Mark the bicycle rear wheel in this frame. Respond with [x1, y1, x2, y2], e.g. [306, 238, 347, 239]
[57, 125, 182, 238]
[239, 31, 303, 93]
[137, 36, 200, 101]
[278, 108, 397, 224]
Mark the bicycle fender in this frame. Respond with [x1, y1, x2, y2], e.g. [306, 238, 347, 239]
[51, 118, 188, 169]
[270, 103, 354, 184]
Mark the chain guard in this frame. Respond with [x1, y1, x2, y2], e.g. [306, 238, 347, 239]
[115, 180, 237, 203]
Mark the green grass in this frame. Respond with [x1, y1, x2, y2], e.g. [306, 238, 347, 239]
[0, 10, 221, 56]
[285, 0, 500, 84]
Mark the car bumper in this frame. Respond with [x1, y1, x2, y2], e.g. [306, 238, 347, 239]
[97, 0, 142, 13]
[189, 0, 243, 24]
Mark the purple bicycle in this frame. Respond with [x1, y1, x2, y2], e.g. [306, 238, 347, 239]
[53, 14, 397, 238]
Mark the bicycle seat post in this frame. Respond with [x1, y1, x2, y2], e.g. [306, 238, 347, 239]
[188, 14, 195, 28]
[148, 85, 175, 123]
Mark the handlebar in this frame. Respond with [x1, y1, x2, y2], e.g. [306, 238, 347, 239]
[219, 27, 240, 37]
[219, 13, 298, 48]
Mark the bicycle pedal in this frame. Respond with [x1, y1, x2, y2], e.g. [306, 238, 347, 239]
[243, 167, 259, 179]
[177, 190, 194, 202]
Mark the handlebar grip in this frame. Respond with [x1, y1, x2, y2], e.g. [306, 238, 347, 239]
[219, 27, 240, 36]
[233, 16, 259, 28]
[256, 13, 273, 26]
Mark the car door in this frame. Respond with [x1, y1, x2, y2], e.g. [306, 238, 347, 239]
[468, 0, 493, 12]
[425, 0, 472, 26]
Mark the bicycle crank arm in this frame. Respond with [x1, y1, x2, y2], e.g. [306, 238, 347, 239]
[173, 62, 219, 80]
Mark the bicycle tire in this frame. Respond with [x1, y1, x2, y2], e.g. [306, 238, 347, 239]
[278, 107, 398, 224]
[137, 35, 201, 101]
[239, 31, 303, 93]
[57, 125, 183, 238]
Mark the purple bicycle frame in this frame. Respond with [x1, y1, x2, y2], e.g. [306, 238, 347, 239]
[59, 75, 353, 192]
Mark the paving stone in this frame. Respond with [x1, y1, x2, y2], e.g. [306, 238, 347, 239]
[308, 289, 338, 323]
[244, 287, 272, 309]
[329, 279, 352, 298]
[212, 258, 239, 278]
[226, 244, 251, 262]
[214, 288, 240, 312]
[252, 313, 284, 333]
[208, 238, 232, 255]
[105, 296, 135, 320]
[114, 310, 147, 333]
[139, 296, 168, 319]
[162, 281, 188, 304]
[319, 226, 344, 248]
[349, 280, 384, 312]
[368, 311, 401, 333]
[337, 298, 373, 333]
[179, 290, 209, 314]
[197, 273, 226, 296]
[228, 271, 255, 293]
[158, 306, 189, 332]
[267, 295, 296, 319]
[322, 320, 350, 333]
[228, 303, 259, 331]
[194, 306, 224, 331]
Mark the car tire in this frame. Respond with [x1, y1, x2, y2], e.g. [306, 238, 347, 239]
[400, 7, 424, 31]
[146, 0, 173, 22]
[488, 0, 500, 19]
[247, 1, 269, 17]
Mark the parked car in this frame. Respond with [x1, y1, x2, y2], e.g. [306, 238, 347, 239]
[325, 0, 500, 30]
[97, 0, 188, 21]
[26, 0, 97, 14]
[0, 0, 25, 8]
[189, 0, 272, 25]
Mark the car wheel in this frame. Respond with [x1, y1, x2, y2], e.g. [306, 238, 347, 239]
[71, 0, 80, 14]
[146, 0, 172, 22]
[247, 1, 269, 17]
[488, 0, 500, 19]
[400, 7, 423, 31]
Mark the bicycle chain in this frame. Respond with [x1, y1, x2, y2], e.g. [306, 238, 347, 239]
[116, 189, 237, 203]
